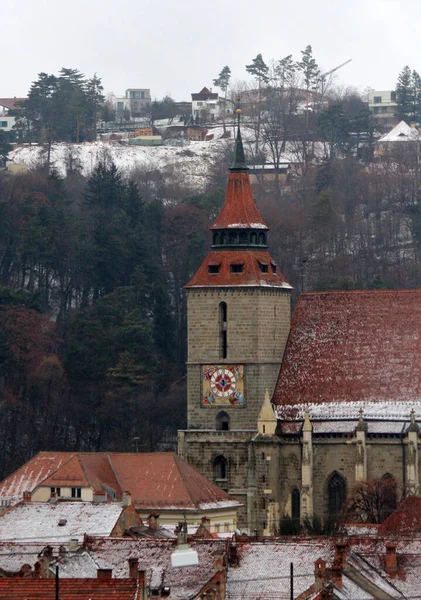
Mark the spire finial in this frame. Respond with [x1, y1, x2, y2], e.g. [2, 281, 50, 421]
[230, 99, 248, 172]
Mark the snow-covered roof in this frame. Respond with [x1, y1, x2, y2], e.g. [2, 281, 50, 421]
[0, 501, 124, 542]
[379, 120, 420, 142]
[273, 290, 421, 412]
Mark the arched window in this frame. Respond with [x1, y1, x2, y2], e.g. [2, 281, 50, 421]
[214, 455, 227, 480]
[239, 231, 247, 245]
[219, 302, 227, 359]
[258, 232, 265, 245]
[328, 472, 346, 519]
[379, 473, 397, 522]
[291, 488, 300, 522]
[251, 232, 257, 245]
[213, 233, 219, 246]
[216, 411, 230, 431]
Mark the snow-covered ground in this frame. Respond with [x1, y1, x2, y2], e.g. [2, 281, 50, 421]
[10, 137, 228, 192]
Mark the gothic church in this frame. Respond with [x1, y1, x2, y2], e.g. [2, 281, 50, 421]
[178, 113, 421, 534]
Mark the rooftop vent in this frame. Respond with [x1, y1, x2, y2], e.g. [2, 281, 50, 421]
[58, 519, 67, 527]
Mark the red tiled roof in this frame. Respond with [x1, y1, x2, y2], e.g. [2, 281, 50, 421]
[185, 250, 291, 288]
[0, 453, 240, 511]
[0, 578, 141, 599]
[108, 453, 238, 509]
[0, 98, 25, 111]
[273, 290, 421, 407]
[378, 496, 421, 535]
[211, 172, 268, 230]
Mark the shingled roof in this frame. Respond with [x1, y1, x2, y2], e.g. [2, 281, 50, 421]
[0, 452, 240, 511]
[0, 578, 142, 599]
[273, 290, 421, 410]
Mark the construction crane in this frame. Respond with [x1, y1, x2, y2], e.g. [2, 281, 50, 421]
[318, 59, 353, 108]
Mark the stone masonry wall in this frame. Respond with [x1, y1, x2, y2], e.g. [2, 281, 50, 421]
[186, 287, 291, 430]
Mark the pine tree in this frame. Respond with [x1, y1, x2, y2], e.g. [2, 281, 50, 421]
[246, 54, 269, 151]
[213, 65, 231, 133]
[0, 131, 12, 167]
[396, 66, 414, 122]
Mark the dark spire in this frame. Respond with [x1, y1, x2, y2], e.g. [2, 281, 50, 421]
[230, 107, 248, 172]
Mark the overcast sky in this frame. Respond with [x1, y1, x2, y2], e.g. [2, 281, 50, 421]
[3, 0, 420, 100]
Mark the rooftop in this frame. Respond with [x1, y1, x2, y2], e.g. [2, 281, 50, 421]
[273, 290, 421, 411]
[0, 452, 241, 512]
[379, 120, 420, 142]
[0, 501, 126, 542]
[0, 578, 143, 600]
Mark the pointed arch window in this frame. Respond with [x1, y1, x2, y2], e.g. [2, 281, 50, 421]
[379, 473, 397, 522]
[216, 411, 230, 431]
[214, 455, 227, 480]
[219, 302, 227, 358]
[328, 472, 346, 519]
[291, 488, 300, 522]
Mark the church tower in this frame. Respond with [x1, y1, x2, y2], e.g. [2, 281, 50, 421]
[184, 112, 291, 430]
[179, 111, 291, 531]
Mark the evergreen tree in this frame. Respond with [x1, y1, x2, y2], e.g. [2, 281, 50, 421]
[396, 65, 414, 122]
[246, 54, 269, 151]
[213, 65, 231, 133]
[297, 45, 320, 91]
[0, 131, 12, 167]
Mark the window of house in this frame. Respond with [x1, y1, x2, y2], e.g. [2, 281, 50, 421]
[259, 262, 269, 273]
[219, 302, 227, 358]
[50, 487, 61, 497]
[373, 96, 382, 104]
[230, 264, 243, 273]
[0, 122, 7, 128]
[141, 91, 145, 99]
[262, 474, 266, 483]
[261, 452, 265, 460]
[208, 264, 220, 274]
[328, 473, 346, 519]
[71, 487, 82, 499]
[271, 263, 277, 274]
[197, 102, 203, 106]
[214, 455, 227, 480]
[261, 497, 266, 510]
[391, 91, 397, 102]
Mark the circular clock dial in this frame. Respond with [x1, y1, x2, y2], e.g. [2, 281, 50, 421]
[210, 368, 237, 398]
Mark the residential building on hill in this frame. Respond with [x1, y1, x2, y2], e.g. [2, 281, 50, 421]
[0, 452, 241, 533]
[368, 90, 398, 130]
[178, 113, 421, 536]
[115, 89, 151, 118]
[191, 87, 234, 123]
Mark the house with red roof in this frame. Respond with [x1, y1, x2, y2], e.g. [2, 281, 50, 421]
[179, 112, 421, 537]
[0, 452, 241, 535]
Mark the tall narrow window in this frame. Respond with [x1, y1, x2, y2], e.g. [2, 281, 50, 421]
[219, 302, 227, 358]
[291, 488, 300, 523]
[214, 455, 227, 480]
[328, 472, 346, 519]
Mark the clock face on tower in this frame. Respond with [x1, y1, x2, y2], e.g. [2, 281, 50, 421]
[202, 365, 244, 407]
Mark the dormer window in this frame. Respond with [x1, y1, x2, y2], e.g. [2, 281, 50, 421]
[230, 263, 243, 273]
[259, 261, 269, 273]
[208, 264, 220, 274]
[271, 262, 277, 274]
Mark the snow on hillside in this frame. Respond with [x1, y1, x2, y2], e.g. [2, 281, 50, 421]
[10, 138, 229, 191]
[9, 126, 243, 192]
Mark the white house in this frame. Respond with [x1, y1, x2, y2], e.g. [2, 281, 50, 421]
[191, 87, 233, 123]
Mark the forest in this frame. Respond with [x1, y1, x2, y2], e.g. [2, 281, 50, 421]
[2, 53, 421, 479]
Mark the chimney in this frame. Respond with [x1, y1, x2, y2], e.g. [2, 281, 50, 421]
[128, 558, 139, 579]
[314, 559, 327, 592]
[122, 491, 132, 507]
[229, 542, 238, 567]
[385, 542, 398, 577]
[97, 568, 112, 580]
[23, 491, 32, 503]
[147, 512, 160, 531]
[214, 552, 225, 571]
[331, 542, 347, 589]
